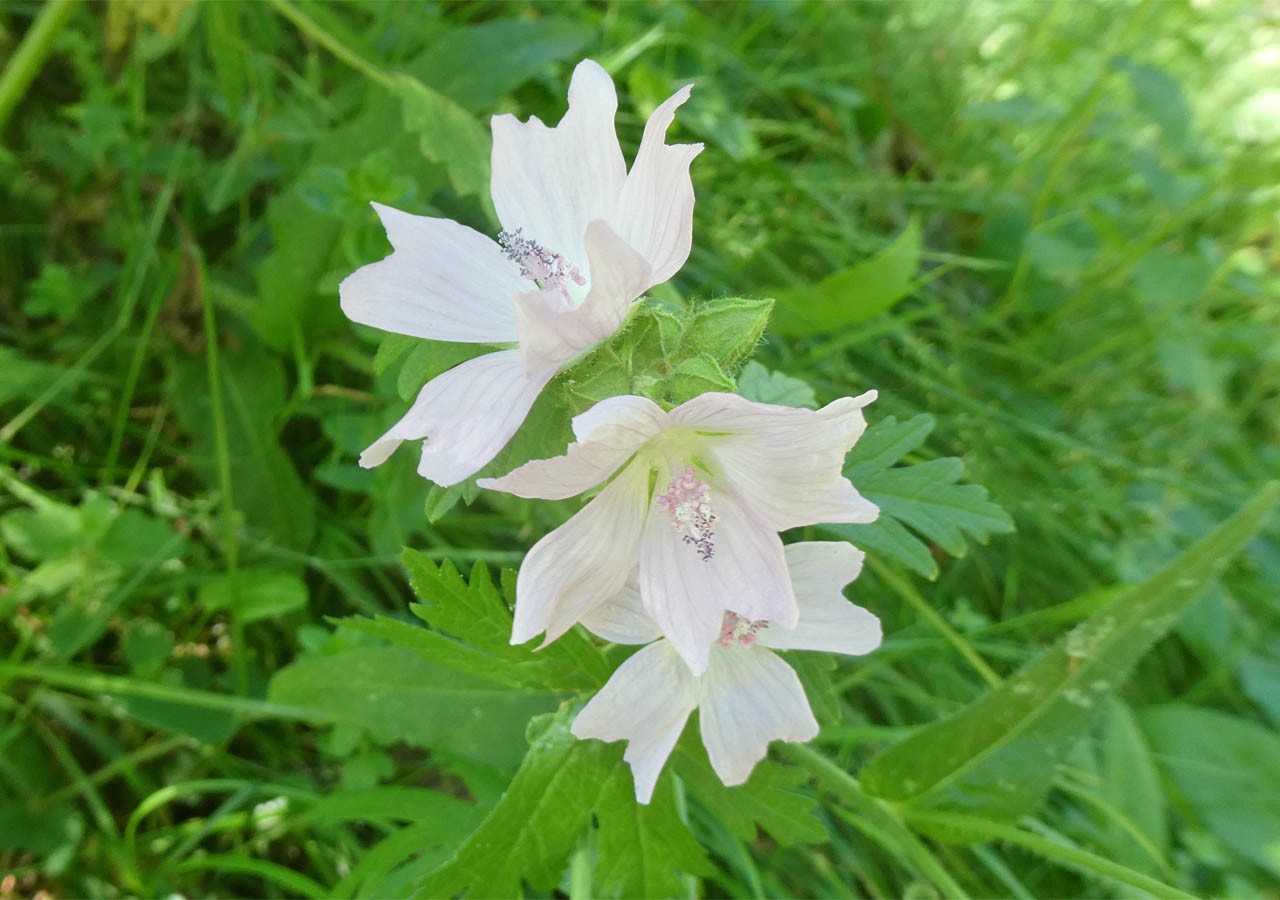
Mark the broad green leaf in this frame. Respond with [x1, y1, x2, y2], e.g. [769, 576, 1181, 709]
[199, 568, 308, 624]
[267, 645, 559, 769]
[1239, 653, 1280, 728]
[771, 219, 921, 336]
[736, 360, 818, 409]
[1141, 704, 1280, 878]
[395, 73, 490, 201]
[675, 743, 825, 846]
[1097, 699, 1168, 874]
[1119, 60, 1192, 152]
[824, 414, 1013, 579]
[418, 708, 615, 896]
[401, 553, 609, 690]
[114, 667, 240, 744]
[859, 483, 1280, 818]
[595, 769, 715, 898]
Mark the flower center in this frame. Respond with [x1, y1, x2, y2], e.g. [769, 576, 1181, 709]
[499, 228, 586, 289]
[718, 611, 768, 648]
[654, 465, 718, 561]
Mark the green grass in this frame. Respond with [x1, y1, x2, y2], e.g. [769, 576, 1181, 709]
[2, 0, 1278, 896]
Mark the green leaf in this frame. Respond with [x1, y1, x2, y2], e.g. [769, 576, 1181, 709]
[859, 482, 1280, 819]
[650, 355, 736, 405]
[824, 414, 1013, 579]
[771, 219, 922, 336]
[1097, 699, 1168, 874]
[595, 769, 715, 898]
[267, 645, 559, 769]
[401, 553, 609, 690]
[1141, 704, 1280, 878]
[418, 708, 615, 896]
[1119, 60, 1192, 152]
[199, 568, 308, 624]
[394, 73, 490, 200]
[736, 360, 818, 408]
[675, 743, 825, 846]
[302, 786, 476, 827]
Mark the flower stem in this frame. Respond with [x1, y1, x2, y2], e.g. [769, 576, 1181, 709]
[0, 0, 80, 131]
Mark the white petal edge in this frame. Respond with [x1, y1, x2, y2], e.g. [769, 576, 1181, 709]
[480, 395, 666, 501]
[579, 573, 662, 645]
[572, 641, 698, 804]
[673, 391, 880, 531]
[614, 83, 704, 289]
[510, 463, 650, 646]
[699, 645, 819, 787]
[638, 486, 794, 675]
[339, 203, 524, 343]
[358, 349, 553, 487]
[490, 59, 626, 280]
[759, 542, 882, 656]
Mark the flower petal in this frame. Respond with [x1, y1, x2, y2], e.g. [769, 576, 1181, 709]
[579, 573, 662, 645]
[572, 641, 698, 804]
[339, 203, 523, 343]
[359, 349, 553, 487]
[511, 219, 651, 373]
[758, 542, 882, 656]
[699, 645, 819, 787]
[490, 59, 626, 279]
[510, 463, 650, 646]
[673, 392, 880, 531]
[615, 83, 704, 289]
[480, 395, 666, 501]
[638, 487, 795, 675]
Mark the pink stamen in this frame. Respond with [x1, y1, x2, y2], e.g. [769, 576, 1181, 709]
[718, 611, 767, 648]
[656, 465, 718, 561]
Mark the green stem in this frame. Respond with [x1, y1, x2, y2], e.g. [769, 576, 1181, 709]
[0, 0, 80, 131]
[869, 558, 1002, 689]
[900, 810, 1197, 900]
[265, 0, 394, 89]
[782, 744, 970, 899]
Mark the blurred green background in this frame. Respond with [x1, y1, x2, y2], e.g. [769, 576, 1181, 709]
[1, 0, 1278, 896]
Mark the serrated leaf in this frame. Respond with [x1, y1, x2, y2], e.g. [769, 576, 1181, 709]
[267, 645, 558, 769]
[771, 219, 922, 336]
[825, 414, 1013, 579]
[675, 742, 825, 846]
[418, 707, 615, 896]
[859, 483, 1280, 819]
[402, 552, 609, 690]
[595, 768, 714, 898]
[736, 360, 818, 408]
[394, 73, 490, 200]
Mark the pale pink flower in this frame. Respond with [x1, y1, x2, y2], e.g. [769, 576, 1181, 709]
[478, 391, 879, 673]
[571, 542, 881, 803]
[339, 60, 702, 486]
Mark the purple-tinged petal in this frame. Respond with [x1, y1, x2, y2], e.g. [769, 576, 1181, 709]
[699, 646, 818, 786]
[510, 464, 649, 646]
[615, 83, 704, 289]
[339, 203, 523, 343]
[758, 542, 881, 656]
[359, 349, 553, 486]
[572, 641, 697, 804]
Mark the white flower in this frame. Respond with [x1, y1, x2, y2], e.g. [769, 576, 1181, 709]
[571, 541, 881, 803]
[339, 60, 703, 486]
[478, 391, 879, 673]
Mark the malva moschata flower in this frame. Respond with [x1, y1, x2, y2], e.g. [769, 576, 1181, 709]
[571, 541, 881, 802]
[339, 59, 703, 485]
[478, 390, 879, 673]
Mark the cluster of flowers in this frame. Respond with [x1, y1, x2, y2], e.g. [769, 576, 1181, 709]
[339, 60, 883, 803]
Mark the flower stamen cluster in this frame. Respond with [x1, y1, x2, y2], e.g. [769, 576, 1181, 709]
[498, 227, 586, 289]
[717, 611, 767, 648]
[655, 465, 718, 560]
